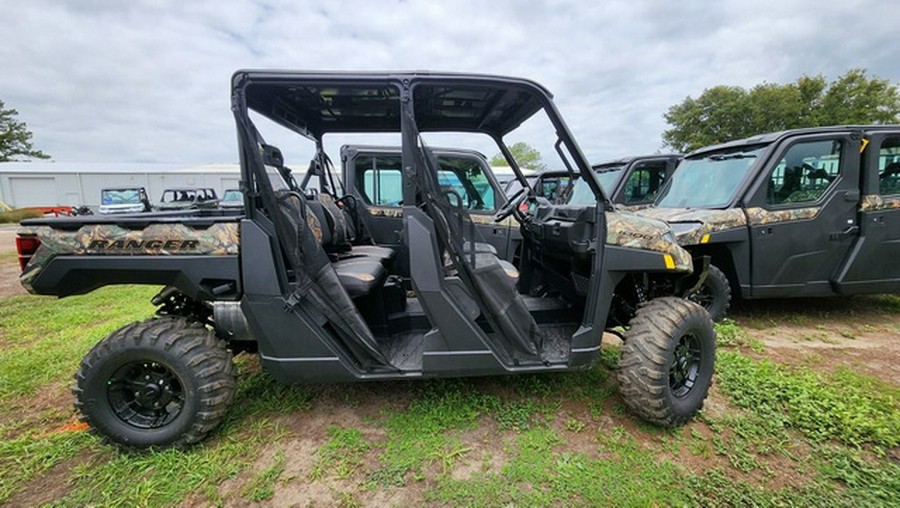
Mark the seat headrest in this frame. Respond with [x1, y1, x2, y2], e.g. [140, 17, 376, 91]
[884, 162, 900, 176]
[262, 144, 284, 168]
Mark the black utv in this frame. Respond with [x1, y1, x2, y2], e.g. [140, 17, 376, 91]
[638, 126, 900, 320]
[17, 71, 715, 450]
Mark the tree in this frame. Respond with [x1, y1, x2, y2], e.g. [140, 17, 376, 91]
[662, 69, 900, 153]
[490, 141, 547, 171]
[0, 100, 50, 162]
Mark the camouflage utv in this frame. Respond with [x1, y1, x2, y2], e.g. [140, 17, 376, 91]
[17, 71, 716, 450]
[638, 126, 900, 320]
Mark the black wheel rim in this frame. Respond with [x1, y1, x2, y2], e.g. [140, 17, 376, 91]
[107, 361, 184, 429]
[669, 334, 702, 398]
[689, 283, 714, 310]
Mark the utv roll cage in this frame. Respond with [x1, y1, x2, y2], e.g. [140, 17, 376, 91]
[231, 71, 614, 374]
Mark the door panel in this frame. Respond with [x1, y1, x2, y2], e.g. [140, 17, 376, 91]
[834, 135, 900, 292]
[748, 136, 860, 297]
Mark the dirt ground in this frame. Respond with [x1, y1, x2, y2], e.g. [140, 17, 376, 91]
[0, 225, 18, 254]
[0, 226, 28, 298]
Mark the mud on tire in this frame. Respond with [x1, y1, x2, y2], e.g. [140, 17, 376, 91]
[73, 317, 236, 450]
[617, 297, 715, 427]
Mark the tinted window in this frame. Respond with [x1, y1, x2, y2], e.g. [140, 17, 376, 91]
[536, 175, 572, 203]
[223, 190, 242, 201]
[356, 155, 404, 206]
[878, 137, 900, 196]
[435, 155, 496, 211]
[101, 189, 141, 205]
[622, 161, 668, 205]
[767, 140, 842, 205]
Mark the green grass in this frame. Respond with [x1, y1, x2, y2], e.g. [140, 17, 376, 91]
[716, 350, 900, 449]
[2, 286, 899, 506]
[429, 426, 690, 506]
[311, 427, 370, 480]
[0, 287, 159, 401]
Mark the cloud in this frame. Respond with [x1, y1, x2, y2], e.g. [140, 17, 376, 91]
[1, 0, 898, 164]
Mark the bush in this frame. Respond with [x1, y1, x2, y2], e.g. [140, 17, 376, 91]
[0, 209, 44, 223]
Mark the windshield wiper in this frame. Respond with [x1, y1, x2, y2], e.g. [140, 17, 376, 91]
[709, 153, 757, 161]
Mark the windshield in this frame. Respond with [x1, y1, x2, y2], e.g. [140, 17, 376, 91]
[656, 147, 764, 208]
[162, 190, 197, 203]
[566, 178, 594, 205]
[222, 190, 242, 202]
[595, 166, 625, 191]
[565, 166, 623, 206]
[101, 189, 142, 205]
[504, 176, 537, 197]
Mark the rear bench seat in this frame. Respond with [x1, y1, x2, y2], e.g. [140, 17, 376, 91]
[306, 197, 391, 298]
[316, 194, 395, 265]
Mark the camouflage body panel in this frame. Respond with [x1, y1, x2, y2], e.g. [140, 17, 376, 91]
[368, 206, 403, 218]
[614, 203, 654, 212]
[605, 211, 693, 272]
[744, 206, 819, 225]
[469, 214, 517, 227]
[860, 195, 900, 212]
[369, 206, 518, 226]
[20, 222, 240, 290]
[635, 207, 747, 245]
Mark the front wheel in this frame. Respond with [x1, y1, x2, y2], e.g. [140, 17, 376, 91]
[617, 297, 715, 427]
[73, 317, 236, 450]
[687, 264, 731, 322]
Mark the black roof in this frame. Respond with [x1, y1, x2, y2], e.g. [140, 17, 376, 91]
[687, 125, 900, 157]
[591, 154, 681, 171]
[233, 71, 552, 139]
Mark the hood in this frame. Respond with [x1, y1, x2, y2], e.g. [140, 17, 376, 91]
[635, 207, 747, 245]
[605, 211, 692, 272]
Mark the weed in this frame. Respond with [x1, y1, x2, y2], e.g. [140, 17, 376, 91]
[716, 351, 900, 448]
[496, 399, 544, 431]
[311, 427, 370, 480]
[565, 418, 586, 433]
[714, 319, 748, 347]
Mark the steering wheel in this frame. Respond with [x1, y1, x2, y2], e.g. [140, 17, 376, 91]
[493, 187, 528, 222]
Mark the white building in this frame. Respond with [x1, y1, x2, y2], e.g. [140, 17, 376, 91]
[0, 162, 241, 208]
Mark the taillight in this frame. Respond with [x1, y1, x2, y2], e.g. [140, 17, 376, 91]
[16, 235, 40, 271]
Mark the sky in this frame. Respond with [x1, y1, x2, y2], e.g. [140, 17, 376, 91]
[1, 0, 898, 166]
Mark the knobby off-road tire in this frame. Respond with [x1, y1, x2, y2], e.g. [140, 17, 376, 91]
[617, 297, 715, 427]
[73, 317, 236, 450]
[688, 264, 731, 322]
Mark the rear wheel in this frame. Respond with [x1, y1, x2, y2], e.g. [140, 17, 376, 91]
[688, 264, 731, 321]
[617, 297, 715, 427]
[74, 317, 236, 450]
